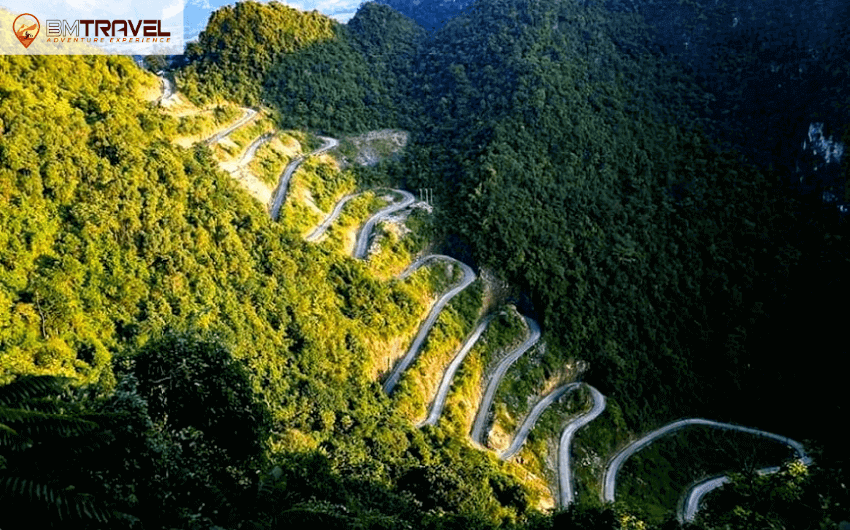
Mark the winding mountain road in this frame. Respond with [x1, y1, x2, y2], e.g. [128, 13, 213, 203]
[682, 475, 730, 522]
[470, 315, 541, 445]
[559, 385, 606, 507]
[305, 193, 359, 242]
[306, 188, 412, 243]
[681, 474, 733, 523]
[204, 107, 258, 146]
[156, 74, 820, 523]
[270, 136, 340, 220]
[154, 79, 338, 223]
[353, 190, 417, 259]
[397, 254, 445, 280]
[680, 461, 807, 522]
[419, 314, 496, 427]
[238, 132, 274, 167]
[500, 383, 580, 460]
[382, 256, 476, 395]
[602, 418, 811, 503]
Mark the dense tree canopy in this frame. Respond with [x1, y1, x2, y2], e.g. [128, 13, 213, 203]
[399, 0, 850, 446]
[0, 51, 544, 528]
[177, 1, 424, 133]
[2, 0, 849, 526]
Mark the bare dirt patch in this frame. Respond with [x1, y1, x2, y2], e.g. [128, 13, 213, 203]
[335, 129, 409, 168]
[488, 420, 513, 453]
[219, 158, 274, 206]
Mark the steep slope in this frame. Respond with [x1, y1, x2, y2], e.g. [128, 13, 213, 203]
[376, 0, 475, 32]
[0, 54, 544, 528]
[177, 1, 423, 134]
[5, 0, 850, 526]
[176, 2, 335, 105]
[400, 0, 850, 447]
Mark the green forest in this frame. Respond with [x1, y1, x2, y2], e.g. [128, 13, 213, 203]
[0, 53, 536, 529]
[2, 0, 850, 528]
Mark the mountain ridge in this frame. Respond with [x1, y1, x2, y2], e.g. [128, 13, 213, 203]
[1, 0, 848, 527]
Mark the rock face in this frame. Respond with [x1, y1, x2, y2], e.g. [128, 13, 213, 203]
[338, 129, 409, 168]
[796, 122, 847, 208]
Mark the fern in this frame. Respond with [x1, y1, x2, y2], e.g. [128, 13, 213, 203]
[0, 476, 112, 525]
[0, 376, 114, 528]
[0, 376, 71, 406]
[1, 406, 100, 441]
[0, 423, 32, 450]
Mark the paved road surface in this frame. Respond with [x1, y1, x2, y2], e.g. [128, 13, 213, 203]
[158, 72, 815, 520]
[398, 254, 446, 280]
[306, 189, 413, 243]
[419, 315, 496, 427]
[305, 193, 359, 242]
[204, 108, 258, 146]
[353, 190, 416, 259]
[602, 418, 811, 503]
[681, 475, 730, 523]
[382, 256, 476, 395]
[559, 385, 606, 507]
[680, 459, 808, 522]
[500, 383, 580, 460]
[270, 136, 340, 220]
[238, 133, 274, 167]
[470, 315, 541, 445]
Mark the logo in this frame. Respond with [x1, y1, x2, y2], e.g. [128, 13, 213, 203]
[1, 1, 183, 56]
[13, 13, 39, 48]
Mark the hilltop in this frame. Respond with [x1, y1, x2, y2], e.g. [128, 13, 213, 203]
[1, 0, 849, 528]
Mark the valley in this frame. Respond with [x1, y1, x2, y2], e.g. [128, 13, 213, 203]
[1, 0, 848, 528]
[159, 67, 812, 525]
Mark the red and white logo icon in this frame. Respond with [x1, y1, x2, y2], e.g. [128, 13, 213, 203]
[13, 13, 40, 49]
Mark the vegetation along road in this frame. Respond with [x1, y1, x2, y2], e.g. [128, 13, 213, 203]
[306, 188, 413, 243]
[238, 132, 274, 167]
[470, 315, 541, 445]
[559, 385, 606, 507]
[602, 418, 812, 503]
[680, 460, 809, 523]
[204, 107, 258, 145]
[382, 256, 476, 394]
[158, 68, 813, 524]
[419, 314, 496, 427]
[500, 383, 581, 460]
[304, 193, 360, 242]
[270, 135, 340, 220]
[353, 190, 417, 259]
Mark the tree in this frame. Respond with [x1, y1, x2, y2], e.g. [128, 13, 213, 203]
[696, 459, 849, 530]
[0, 376, 113, 529]
[131, 330, 271, 468]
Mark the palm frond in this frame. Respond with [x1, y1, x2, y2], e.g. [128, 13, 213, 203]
[0, 423, 33, 450]
[0, 376, 71, 406]
[0, 475, 112, 524]
[0, 406, 99, 437]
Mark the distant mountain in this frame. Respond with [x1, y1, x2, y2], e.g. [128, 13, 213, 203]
[375, 0, 475, 31]
[608, 0, 850, 199]
[178, 1, 423, 132]
[183, 0, 362, 42]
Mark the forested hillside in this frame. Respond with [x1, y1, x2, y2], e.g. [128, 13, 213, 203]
[2, 0, 849, 527]
[177, 1, 423, 132]
[376, 0, 475, 32]
[0, 54, 544, 528]
[400, 0, 761, 428]
[389, 0, 850, 522]
[400, 0, 850, 446]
